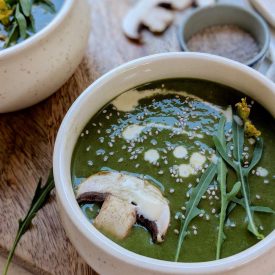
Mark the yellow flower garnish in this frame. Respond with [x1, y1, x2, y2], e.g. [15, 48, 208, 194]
[235, 97, 250, 121]
[235, 97, 261, 138]
[245, 121, 261, 138]
[0, 0, 13, 25]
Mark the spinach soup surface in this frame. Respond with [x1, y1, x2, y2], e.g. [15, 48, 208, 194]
[71, 79, 275, 262]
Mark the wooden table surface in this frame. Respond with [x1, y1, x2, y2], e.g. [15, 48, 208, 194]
[0, 0, 274, 274]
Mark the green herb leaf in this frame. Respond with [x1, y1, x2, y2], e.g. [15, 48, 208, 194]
[29, 13, 35, 32]
[19, 0, 31, 17]
[213, 136, 236, 169]
[232, 118, 263, 239]
[15, 3, 27, 38]
[215, 116, 241, 259]
[232, 197, 275, 214]
[3, 171, 55, 275]
[214, 116, 264, 240]
[244, 137, 263, 176]
[35, 0, 56, 13]
[3, 21, 19, 48]
[175, 163, 217, 261]
[232, 117, 244, 162]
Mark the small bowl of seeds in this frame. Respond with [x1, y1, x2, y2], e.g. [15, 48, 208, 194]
[178, 4, 270, 68]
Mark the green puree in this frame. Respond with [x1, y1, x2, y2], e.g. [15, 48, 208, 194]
[71, 79, 275, 262]
[0, 0, 63, 50]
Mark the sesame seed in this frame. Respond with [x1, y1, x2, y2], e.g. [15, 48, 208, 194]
[181, 206, 186, 211]
[230, 222, 236, 228]
[85, 130, 89, 135]
[193, 230, 198, 235]
[118, 158, 124, 163]
[170, 188, 175, 194]
[211, 208, 216, 214]
[256, 194, 261, 200]
[103, 156, 108, 162]
[87, 160, 93, 166]
[80, 133, 84, 137]
[205, 214, 210, 221]
[174, 229, 179, 235]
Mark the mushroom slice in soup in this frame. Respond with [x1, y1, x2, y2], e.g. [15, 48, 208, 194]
[94, 195, 137, 239]
[76, 171, 170, 242]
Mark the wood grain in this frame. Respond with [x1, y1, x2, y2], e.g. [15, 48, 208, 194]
[0, 0, 184, 274]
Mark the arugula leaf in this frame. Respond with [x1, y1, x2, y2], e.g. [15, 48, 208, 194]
[35, 0, 56, 13]
[174, 163, 217, 261]
[232, 197, 275, 214]
[214, 117, 264, 240]
[244, 138, 263, 176]
[19, 0, 31, 17]
[15, 3, 27, 38]
[3, 171, 55, 275]
[215, 116, 241, 259]
[3, 22, 19, 48]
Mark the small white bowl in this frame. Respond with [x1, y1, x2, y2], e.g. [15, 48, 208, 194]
[0, 0, 90, 113]
[53, 53, 275, 275]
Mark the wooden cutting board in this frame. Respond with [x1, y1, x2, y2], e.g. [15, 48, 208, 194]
[0, 0, 182, 274]
[1, 0, 274, 274]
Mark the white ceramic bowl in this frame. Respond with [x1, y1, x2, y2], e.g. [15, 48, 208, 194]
[53, 53, 275, 275]
[0, 0, 90, 113]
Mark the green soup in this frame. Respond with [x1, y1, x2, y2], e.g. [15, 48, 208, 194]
[0, 0, 63, 50]
[71, 79, 275, 262]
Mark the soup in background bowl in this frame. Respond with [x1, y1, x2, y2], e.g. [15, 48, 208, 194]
[53, 53, 275, 275]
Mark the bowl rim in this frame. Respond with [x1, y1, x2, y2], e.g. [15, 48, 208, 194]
[0, 0, 74, 59]
[53, 52, 275, 273]
[178, 3, 270, 67]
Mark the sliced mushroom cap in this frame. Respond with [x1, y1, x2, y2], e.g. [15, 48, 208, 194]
[76, 171, 170, 242]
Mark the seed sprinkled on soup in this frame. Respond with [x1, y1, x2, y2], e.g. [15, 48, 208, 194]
[71, 79, 275, 262]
